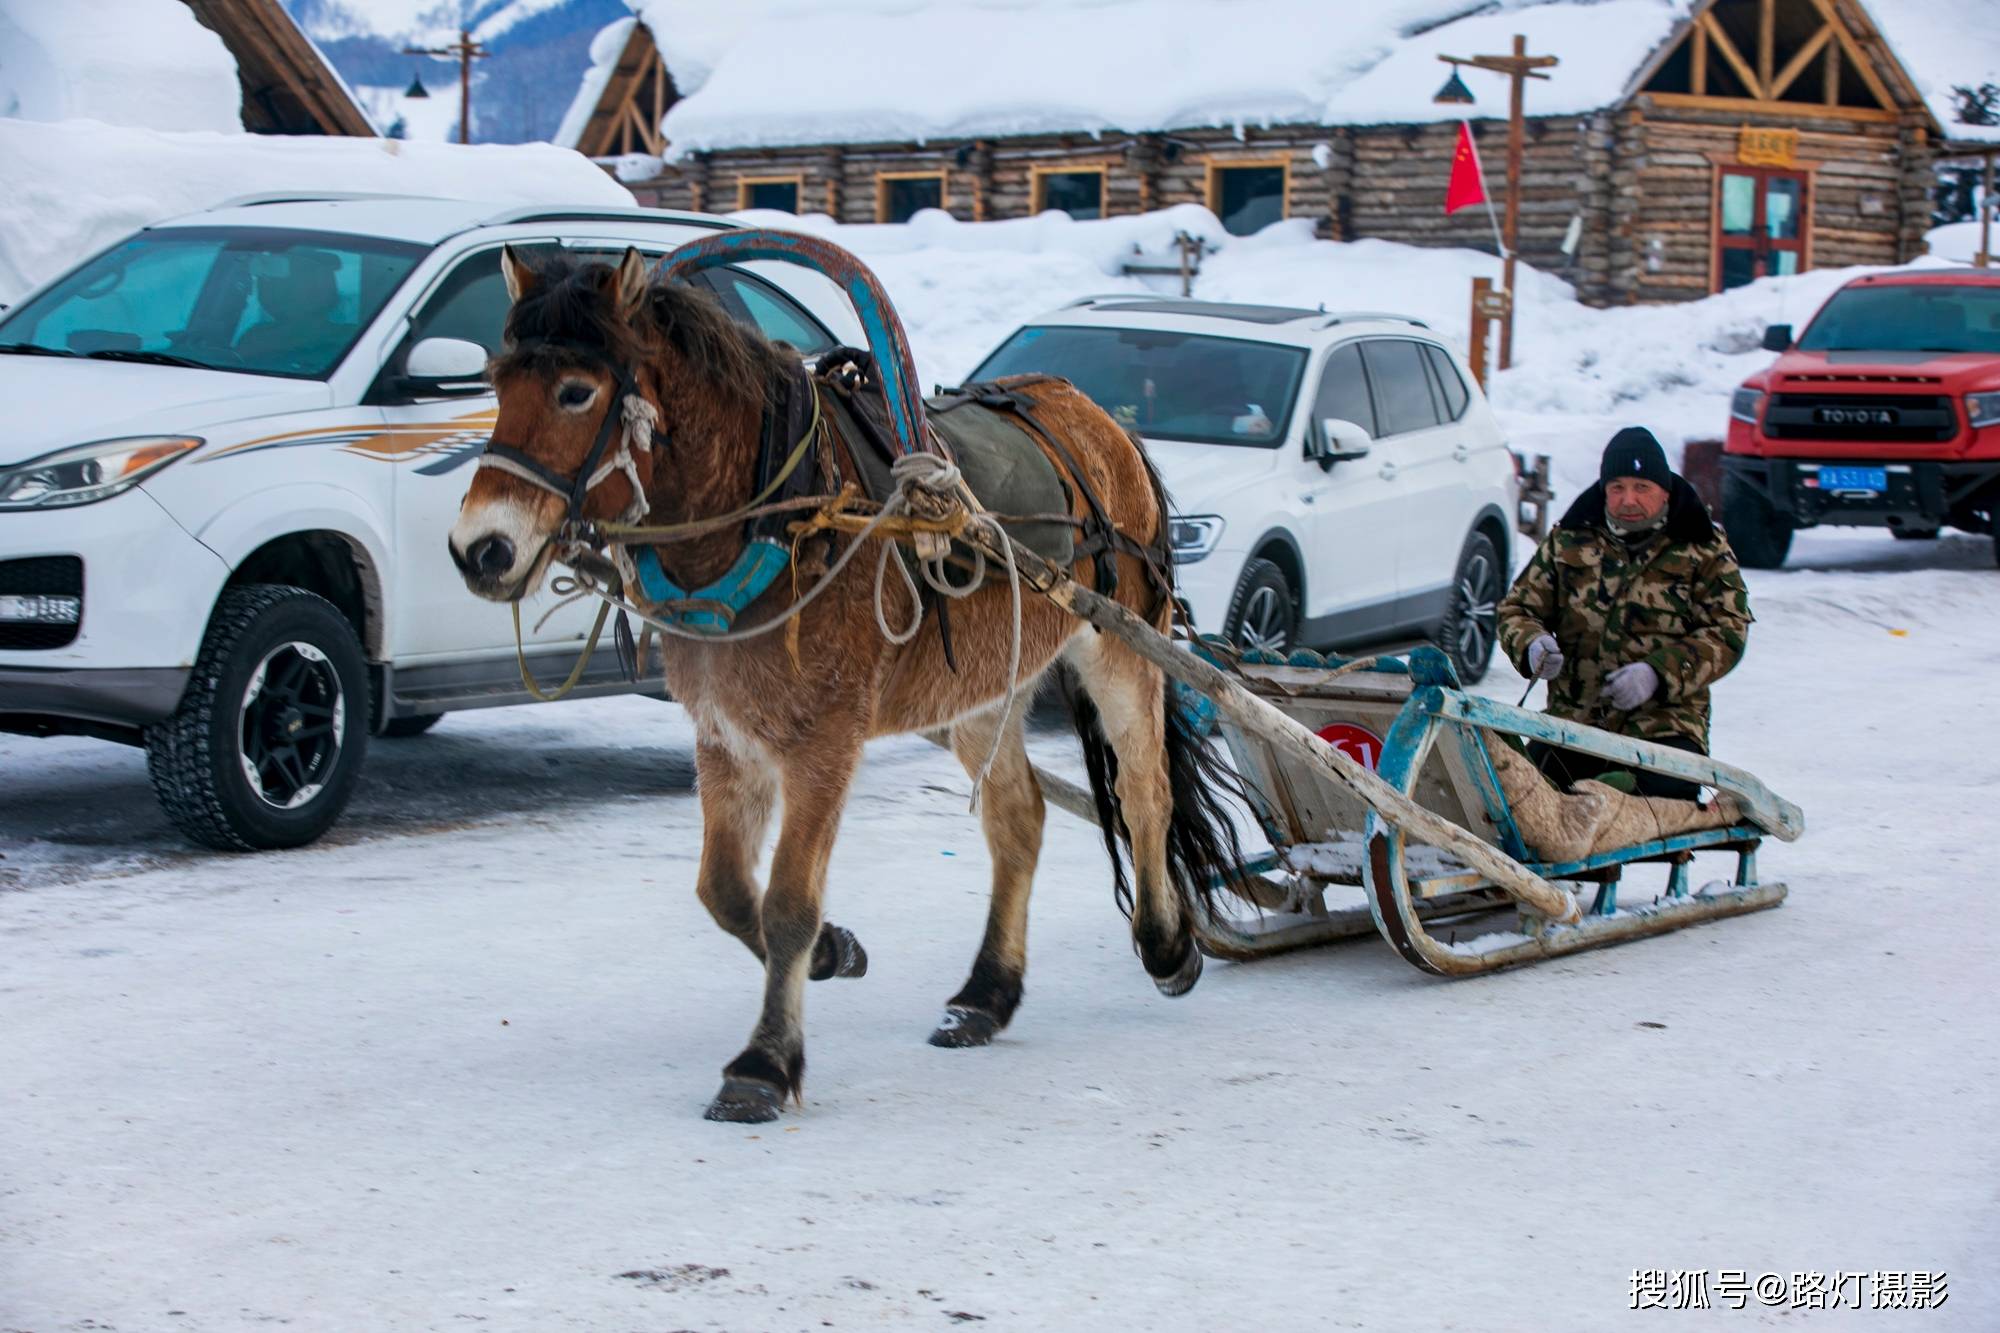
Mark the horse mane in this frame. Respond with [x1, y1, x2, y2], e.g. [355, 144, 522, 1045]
[493, 250, 794, 408]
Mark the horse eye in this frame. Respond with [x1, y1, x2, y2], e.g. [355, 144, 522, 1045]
[558, 383, 595, 408]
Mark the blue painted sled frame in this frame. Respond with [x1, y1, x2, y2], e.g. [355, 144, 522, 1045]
[1199, 646, 1803, 977]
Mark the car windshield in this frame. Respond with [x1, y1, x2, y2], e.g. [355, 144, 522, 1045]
[1796, 284, 2000, 355]
[968, 325, 1309, 447]
[0, 226, 427, 380]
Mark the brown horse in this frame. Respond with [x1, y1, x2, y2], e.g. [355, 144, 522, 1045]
[448, 246, 1243, 1122]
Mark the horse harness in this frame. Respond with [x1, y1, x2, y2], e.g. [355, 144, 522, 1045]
[477, 344, 1176, 662]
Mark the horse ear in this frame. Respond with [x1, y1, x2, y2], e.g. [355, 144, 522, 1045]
[613, 246, 650, 317]
[500, 244, 539, 304]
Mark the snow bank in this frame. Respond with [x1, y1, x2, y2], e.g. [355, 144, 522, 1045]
[658, 0, 1689, 157]
[1925, 219, 1997, 265]
[0, 119, 634, 303]
[0, 0, 241, 133]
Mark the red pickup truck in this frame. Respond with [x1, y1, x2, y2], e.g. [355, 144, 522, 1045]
[1723, 270, 2000, 568]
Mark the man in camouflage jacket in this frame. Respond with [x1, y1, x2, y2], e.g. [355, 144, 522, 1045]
[1497, 428, 1753, 800]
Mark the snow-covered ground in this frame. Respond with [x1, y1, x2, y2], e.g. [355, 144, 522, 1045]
[6, 209, 2000, 1329]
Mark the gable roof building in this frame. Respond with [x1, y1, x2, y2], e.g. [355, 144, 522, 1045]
[559, 0, 1999, 304]
[181, 0, 375, 136]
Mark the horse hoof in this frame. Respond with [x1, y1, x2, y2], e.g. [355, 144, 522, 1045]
[703, 1078, 784, 1124]
[809, 924, 869, 981]
[927, 1004, 999, 1048]
[1153, 942, 1203, 998]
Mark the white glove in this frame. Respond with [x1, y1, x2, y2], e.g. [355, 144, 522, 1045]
[1605, 661, 1661, 711]
[1526, 634, 1564, 680]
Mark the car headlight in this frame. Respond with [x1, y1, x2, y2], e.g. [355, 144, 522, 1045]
[1729, 388, 1764, 425]
[0, 436, 201, 510]
[1966, 391, 2000, 429]
[1169, 514, 1225, 564]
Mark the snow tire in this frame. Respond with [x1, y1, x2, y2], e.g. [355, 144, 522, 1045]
[1222, 557, 1297, 656]
[1722, 474, 1793, 570]
[145, 585, 369, 852]
[1438, 529, 1502, 685]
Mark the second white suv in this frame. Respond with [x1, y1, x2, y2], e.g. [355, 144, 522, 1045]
[968, 297, 1520, 682]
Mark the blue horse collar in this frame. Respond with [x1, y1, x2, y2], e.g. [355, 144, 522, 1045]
[633, 538, 790, 633]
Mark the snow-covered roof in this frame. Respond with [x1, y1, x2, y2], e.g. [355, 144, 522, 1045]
[0, 0, 243, 133]
[640, 0, 1694, 158]
[554, 15, 639, 150]
[1867, 0, 2000, 146]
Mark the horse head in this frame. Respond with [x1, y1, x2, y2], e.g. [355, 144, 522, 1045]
[449, 244, 785, 602]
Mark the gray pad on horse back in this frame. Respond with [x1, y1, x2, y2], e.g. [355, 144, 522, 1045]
[826, 383, 1076, 569]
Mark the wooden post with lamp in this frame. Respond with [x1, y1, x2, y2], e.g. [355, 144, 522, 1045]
[1435, 36, 1558, 371]
[402, 29, 490, 145]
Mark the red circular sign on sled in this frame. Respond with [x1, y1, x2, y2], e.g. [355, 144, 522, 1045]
[1315, 722, 1385, 772]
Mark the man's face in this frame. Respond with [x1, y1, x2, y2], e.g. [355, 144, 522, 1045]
[1606, 476, 1670, 524]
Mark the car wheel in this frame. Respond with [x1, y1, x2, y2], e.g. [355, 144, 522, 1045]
[145, 585, 369, 851]
[1222, 557, 1297, 656]
[1439, 530, 1502, 685]
[381, 712, 444, 738]
[1722, 474, 1793, 570]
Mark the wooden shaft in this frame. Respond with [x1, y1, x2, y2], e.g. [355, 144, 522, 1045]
[950, 528, 1578, 923]
[1500, 34, 1525, 371]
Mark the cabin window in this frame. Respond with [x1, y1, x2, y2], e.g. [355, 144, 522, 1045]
[738, 177, 802, 213]
[1034, 169, 1105, 220]
[877, 172, 945, 224]
[1208, 162, 1288, 237]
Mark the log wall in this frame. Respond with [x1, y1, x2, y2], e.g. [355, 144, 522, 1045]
[613, 100, 1937, 308]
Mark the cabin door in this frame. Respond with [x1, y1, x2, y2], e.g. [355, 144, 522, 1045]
[1714, 166, 1808, 292]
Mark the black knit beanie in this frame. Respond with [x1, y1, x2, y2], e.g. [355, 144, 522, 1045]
[1600, 427, 1674, 490]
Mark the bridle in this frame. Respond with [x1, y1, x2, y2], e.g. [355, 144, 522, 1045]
[476, 353, 657, 532]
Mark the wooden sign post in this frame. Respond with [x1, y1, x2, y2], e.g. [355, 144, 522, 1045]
[1467, 276, 1511, 390]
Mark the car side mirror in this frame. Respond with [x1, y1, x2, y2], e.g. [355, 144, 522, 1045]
[401, 336, 489, 395]
[1314, 417, 1372, 469]
[1761, 323, 1793, 353]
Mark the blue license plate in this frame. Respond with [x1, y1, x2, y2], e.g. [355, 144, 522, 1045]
[1817, 466, 1887, 493]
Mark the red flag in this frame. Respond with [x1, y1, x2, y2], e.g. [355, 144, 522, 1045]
[1444, 120, 1488, 215]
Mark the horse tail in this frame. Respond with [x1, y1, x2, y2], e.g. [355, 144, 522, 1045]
[1060, 668, 1250, 929]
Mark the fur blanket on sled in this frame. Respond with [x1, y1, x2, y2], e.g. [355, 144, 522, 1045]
[1486, 741, 1744, 864]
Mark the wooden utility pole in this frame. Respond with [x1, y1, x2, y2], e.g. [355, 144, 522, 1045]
[1983, 146, 1996, 269]
[1438, 36, 1557, 370]
[403, 29, 490, 145]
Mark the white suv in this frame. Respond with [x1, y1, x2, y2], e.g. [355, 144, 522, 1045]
[969, 297, 1521, 679]
[0, 195, 851, 850]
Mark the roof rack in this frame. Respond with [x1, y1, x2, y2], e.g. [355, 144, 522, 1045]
[474, 204, 738, 231]
[1316, 311, 1431, 329]
[1062, 292, 1152, 308]
[208, 191, 436, 209]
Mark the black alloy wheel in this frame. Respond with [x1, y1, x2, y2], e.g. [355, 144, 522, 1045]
[237, 640, 345, 809]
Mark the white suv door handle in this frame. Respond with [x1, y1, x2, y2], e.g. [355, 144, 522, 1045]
[1452, 444, 1471, 463]
[1379, 462, 1399, 481]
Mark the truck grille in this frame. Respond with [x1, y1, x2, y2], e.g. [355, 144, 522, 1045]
[1763, 393, 1958, 443]
[0, 556, 83, 649]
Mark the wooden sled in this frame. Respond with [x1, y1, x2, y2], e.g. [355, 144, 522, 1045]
[1193, 645, 1803, 977]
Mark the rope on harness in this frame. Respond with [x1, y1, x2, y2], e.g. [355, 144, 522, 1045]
[866, 453, 1025, 811]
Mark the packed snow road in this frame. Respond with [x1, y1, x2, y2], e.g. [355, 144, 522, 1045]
[4, 529, 1997, 1331]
